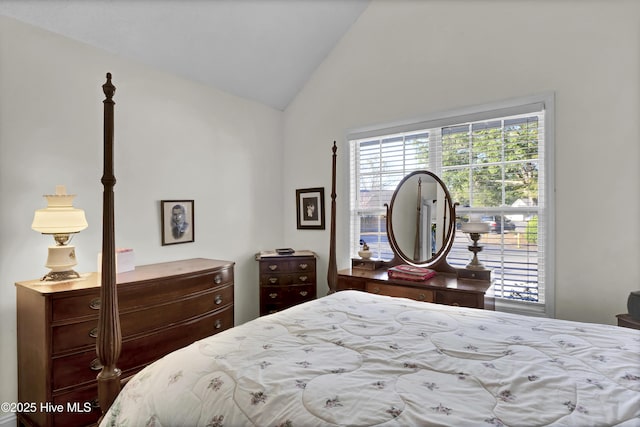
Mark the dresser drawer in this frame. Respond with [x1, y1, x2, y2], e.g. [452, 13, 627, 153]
[51, 285, 234, 354]
[51, 348, 108, 391]
[260, 272, 316, 287]
[259, 258, 315, 274]
[261, 284, 315, 303]
[117, 269, 233, 313]
[119, 285, 234, 339]
[117, 307, 234, 374]
[366, 282, 434, 302]
[51, 308, 231, 391]
[51, 318, 98, 355]
[52, 384, 100, 427]
[259, 260, 287, 274]
[434, 290, 481, 308]
[287, 258, 315, 273]
[337, 275, 366, 291]
[260, 284, 316, 314]
[51, 268, 233, 322]
[51, 291, 101, 322]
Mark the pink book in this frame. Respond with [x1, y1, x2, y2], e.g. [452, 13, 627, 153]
[387, 264, 436, 281]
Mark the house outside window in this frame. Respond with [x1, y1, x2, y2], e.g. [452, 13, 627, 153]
[348, 94, 554, 317]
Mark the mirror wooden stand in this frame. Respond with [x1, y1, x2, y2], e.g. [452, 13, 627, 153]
[334, 167, 493, 309]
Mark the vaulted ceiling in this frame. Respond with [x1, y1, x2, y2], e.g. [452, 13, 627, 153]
[0, 0, 370, 110]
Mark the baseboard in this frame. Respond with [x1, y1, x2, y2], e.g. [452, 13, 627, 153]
[0, 413, 16, 427]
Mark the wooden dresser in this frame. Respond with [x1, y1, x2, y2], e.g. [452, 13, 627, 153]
[256, 250, 317, 315]
[337, 266, 494, 309]
[15, 258, 234, 427]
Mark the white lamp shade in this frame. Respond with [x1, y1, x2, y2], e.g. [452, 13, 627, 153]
[31, 185, 88, 234]
[461, 221, 490, 233]
[32, 208, 87, 234]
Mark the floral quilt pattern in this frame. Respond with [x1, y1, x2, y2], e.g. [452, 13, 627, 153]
[101, 291, 640, 426]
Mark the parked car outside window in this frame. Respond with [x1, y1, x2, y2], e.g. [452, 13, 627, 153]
[482, 215, 516, 233]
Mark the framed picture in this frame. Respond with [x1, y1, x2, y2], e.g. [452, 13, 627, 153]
[296, 187, 325, 230]
[161, 200, 194, 245]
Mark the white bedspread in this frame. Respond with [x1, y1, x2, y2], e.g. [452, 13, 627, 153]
[101, 290, 640, 426]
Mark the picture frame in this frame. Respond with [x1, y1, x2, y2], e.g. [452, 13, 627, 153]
[161, 200, 195, 245]
[296, 187, 325, 230]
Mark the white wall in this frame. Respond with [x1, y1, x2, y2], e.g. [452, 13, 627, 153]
[3, 0, 640, 421]
[284, 0, 640, 323]
[0, 16, 283, 412]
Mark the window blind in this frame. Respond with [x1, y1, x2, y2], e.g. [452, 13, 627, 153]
[348, 95, 553, 313]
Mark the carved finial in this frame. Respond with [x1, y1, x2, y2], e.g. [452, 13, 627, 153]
[103, 72, 115, 100]
[332, 140, 337, 154]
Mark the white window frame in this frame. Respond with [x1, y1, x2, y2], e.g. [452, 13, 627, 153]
[346, 93, 555, 318]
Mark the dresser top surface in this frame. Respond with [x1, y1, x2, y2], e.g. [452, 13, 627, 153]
[16, 257, 234, 294]
[338, 267, 492, 293]
[255, 250, 317, 260]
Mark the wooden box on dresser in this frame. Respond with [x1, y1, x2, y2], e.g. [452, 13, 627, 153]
[256, 250, 317, 315]
[15, 258, 234, 427]
[337, 267, 494, 310]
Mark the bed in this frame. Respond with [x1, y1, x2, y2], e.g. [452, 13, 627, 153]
[98, 290, 639, 426]
[95, 75, 640, 426]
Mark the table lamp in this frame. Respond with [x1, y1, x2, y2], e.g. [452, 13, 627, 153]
[461, 221, 490, 270]
[32, 185, 88, 281]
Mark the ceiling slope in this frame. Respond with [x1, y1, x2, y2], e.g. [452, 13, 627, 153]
[0, 0, 369, 110]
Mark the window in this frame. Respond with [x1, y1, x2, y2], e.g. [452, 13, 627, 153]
[348, 94, 554, 317]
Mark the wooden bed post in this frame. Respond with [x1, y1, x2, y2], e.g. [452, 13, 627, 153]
[327, 141, 338, 293]
[96, 72, 122, 418]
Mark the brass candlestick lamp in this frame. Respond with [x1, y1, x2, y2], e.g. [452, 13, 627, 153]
[461, 221, 490, 270]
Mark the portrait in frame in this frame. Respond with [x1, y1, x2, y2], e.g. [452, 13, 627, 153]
[296, 188, 325, 230]
[161, 200, 194, 245]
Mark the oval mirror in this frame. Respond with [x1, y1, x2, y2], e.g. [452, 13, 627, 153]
[386, 170, 457, 269]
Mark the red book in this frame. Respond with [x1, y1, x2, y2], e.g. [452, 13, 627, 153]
[387, 264, 436, 281]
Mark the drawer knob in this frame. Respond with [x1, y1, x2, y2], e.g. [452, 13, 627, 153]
[214, 295, 223, 305]
[299, 275, 308, 282]
[89, 327, 98, 338]
[269, 277, 278, 284]
[89, 298, 101, 310]
[90, 398, 100, 410]
[299, 263, 308, 270]
[214, 275, 222, 284]
[214, 319, 222, 329]
[418, 293, 426, 301]
[299, 291, 308, 297]
[372, 287, 381, 294]
[453, 302, 460, 307]
[89, 358, 103, 371]
[269, 292, 278, 299]
[269, 264, 278, 271]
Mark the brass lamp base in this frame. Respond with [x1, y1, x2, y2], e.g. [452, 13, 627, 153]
[41, 269, 81, 282]
[40, 244, 80, 282]
[459, 231, 492, 281]
[465, 232, 486, 270]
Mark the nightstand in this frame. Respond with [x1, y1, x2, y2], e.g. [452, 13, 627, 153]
[256, 250, 317, 315]
[616, 313, 640, 330]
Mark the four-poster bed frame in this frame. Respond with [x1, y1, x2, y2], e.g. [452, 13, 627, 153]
[96, 73, 122, 418]
[94, 75, 639, 427]
[94, 76, 343, 417]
